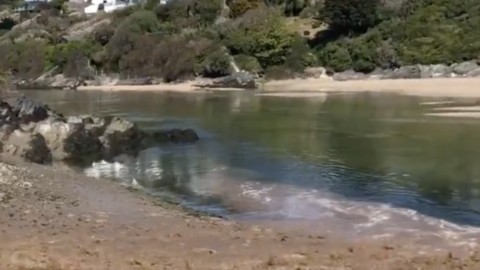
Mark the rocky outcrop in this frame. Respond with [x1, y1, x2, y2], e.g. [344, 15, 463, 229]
[13, 75, 85, 90]
[330, 61, 480, 81]
[194, 71, 258, 90]
[0, 96, 199, 164]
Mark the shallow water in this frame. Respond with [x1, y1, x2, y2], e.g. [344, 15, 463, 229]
[23, 90, 480, 248]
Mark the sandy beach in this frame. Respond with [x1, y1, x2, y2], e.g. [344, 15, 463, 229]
[1, 154, 480, 270]
[78, 77, 480, 98]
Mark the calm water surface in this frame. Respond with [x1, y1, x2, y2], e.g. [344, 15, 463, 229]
[24, 90, 480, 248]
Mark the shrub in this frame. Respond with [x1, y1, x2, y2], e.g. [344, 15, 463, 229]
[0, 40, 47, 80]
[120, 10, 159, 34]
[320, 0, 379, 34]
[224, 7, 293, 68]
[234, 54, 263, 73]
[195, 49, 231, 77]
[46, 40, 101, 77]
[348, 35, 378, 73]
[193, 0, 223, 26]
[111, 6, 141, 24]
[318, 41, 352, 72]
[92, 24, 115, 46]
[284, 34, 317, 72]
[229, 0, 262, 19]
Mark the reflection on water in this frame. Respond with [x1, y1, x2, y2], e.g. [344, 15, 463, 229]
[23, 90, 480, 247]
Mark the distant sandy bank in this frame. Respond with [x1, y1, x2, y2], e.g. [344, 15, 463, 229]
[263, 77, 480, 97]
[78, 77, 480, 98]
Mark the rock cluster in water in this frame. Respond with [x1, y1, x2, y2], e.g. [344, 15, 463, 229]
[0, 96, 199, 164]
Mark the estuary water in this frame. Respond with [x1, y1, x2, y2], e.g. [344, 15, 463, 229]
[24, 89, 480, 250]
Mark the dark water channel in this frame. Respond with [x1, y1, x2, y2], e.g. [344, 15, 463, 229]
[23, 90, 480, 247]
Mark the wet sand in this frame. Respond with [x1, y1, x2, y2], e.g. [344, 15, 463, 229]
[78, 77, 480, 98]
[2, 155, 480, 270]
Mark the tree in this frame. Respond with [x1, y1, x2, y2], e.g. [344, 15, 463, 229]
[224, 7, 293, 68]
[320, 0, 379, 35]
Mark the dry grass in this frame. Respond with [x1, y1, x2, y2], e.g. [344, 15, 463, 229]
[284, 17, 327, 38]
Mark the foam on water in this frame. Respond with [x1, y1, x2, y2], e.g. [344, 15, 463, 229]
[83, 158, 480, 252]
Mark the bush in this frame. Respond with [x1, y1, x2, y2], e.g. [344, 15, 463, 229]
[320, 0, 379, 34]
[234, 54, 263, 73]
[155, 0, 222, 29]
[318, 41, 352, 72]
[229, 0, 263, 18]
[284, 34, 317, 72]
[0, 40, 47, 80]
[312, 0, 480, 72]
[224, 7, 293, 68]
[92, 24, 115, 46]
[195, 49, 231, 77]
[120, 10, 159, 34]
[111, 6, 141, 24]
[193, 0, 223, 26]
[46, 40, 102, 77]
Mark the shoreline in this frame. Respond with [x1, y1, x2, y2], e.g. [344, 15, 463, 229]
[77, 77, 480, 98]
[2, 156, 480, 269]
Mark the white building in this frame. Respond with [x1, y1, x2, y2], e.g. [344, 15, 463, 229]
[84, 0, 132, 15]
[84, 0, 166, 15]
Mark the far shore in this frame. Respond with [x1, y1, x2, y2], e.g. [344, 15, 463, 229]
[77, 77, 480, 98]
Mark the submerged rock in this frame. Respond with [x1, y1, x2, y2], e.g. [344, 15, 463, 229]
[0, 96, 199, 164]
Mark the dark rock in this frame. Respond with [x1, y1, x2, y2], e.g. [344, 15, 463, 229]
[151, 128, 199, 143]
[420, 64, 452, 78]
[367, 68, 387, 80]
[3, 130, 52, 164]
[34, 120, 102, 161]
[466, 67, 480, 77]
[333, 70, 368, 81]
[452, 61, 478, 75]
[303, 67, 327, 79]
[98, 116, 146, 158]
[0, 101, 15, 121]
[0, 97, 200, 164]
[382, 65, 422, 79]
[8, 96, 51, 123]
[195, 71, 258, 90]
[50, 74, 84, 89]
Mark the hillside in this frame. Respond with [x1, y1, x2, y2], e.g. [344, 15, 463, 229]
[0, 0, 479, 83]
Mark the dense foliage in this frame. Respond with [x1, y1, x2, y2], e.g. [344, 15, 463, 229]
[316, 0, 480, 72]
[0, 0, 480, 81]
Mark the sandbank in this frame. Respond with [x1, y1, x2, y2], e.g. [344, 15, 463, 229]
[263, 77, 480, 97]
[2, 156, 480, 269]
[78, 77, 480, 98]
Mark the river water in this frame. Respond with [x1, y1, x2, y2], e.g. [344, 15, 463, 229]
[23, 90, 480, 250]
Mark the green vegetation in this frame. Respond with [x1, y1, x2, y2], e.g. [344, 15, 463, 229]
[0, 0, 479, 81]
